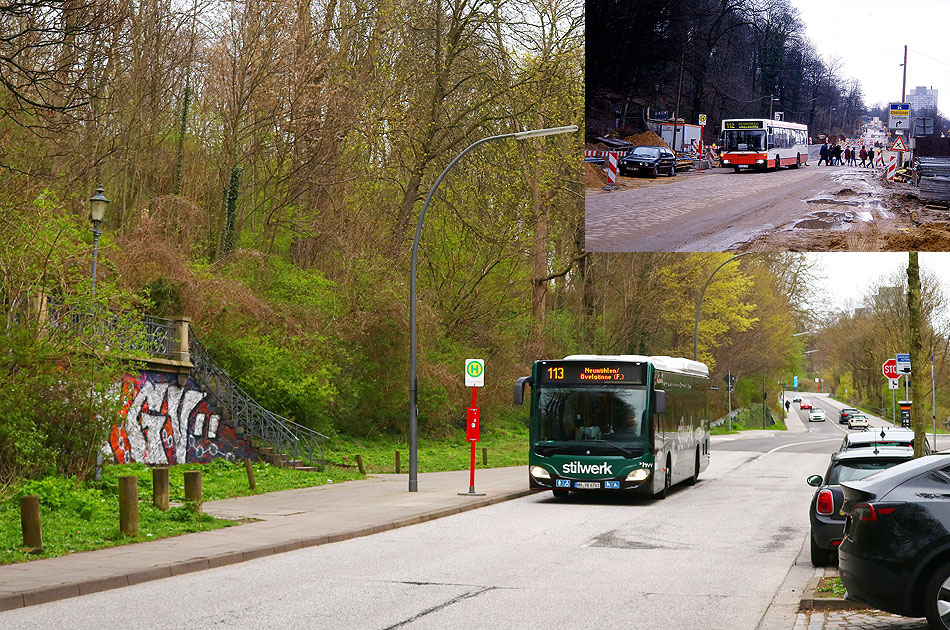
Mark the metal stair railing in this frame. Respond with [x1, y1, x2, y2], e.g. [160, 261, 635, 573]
[188, 330, 327, 469]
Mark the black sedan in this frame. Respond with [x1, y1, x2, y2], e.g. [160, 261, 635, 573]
[839, 454, 950, 628]
[806, 447, 912, 566]
[618, 146, 677, 178]
[839, 407, 859, 424]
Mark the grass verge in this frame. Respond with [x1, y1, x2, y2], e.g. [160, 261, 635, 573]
[816, 576, 846, 598]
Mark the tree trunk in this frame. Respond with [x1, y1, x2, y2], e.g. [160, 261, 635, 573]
[908, 252, 926, 457]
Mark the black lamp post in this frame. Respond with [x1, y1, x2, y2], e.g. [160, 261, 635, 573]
[89, 185, 109, 296]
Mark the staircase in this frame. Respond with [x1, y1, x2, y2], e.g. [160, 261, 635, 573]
[188, 330, 328, 471]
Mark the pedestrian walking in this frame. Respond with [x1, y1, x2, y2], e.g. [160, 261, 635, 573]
[868, 147, 875, 169]
[844, 147, 851, 165]
[849, 147, 857, 166]
[834, 144, 842, 165]
[859, 146, 868, 167]
[818, 142, 829, 166]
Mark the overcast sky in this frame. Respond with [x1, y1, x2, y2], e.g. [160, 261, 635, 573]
[809, 252, 950, 314]
[792, 0, 949, 111]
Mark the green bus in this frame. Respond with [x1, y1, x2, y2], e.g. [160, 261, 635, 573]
[514, 354, 710, 499]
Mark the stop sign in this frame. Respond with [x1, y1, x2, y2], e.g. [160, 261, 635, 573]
[883, 358, 899, 379]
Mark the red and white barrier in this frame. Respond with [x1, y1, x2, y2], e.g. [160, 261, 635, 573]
[605, 152, 619, 186]
[886, 154, 897, 181]
[585, 149, 611, 158]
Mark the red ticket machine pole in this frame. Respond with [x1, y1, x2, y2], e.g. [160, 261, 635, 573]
[460, 386, 485, 496]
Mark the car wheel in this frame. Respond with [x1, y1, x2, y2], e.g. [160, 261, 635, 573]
[669, 165, 676, 177]
[686, 449, 699, 486]
[654, 458, 671, 499]
[810, 535, 833, 567]
[924, 561, 950, 629]
[552, 488, 569, 498]
[650, 165, 658, 179]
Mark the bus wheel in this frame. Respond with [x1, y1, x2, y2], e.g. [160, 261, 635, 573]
[792, 153, 801, 169]
[552, 489, 569, 498]
[654, 459, 671, 499]
[687, 449, 700, 486]
[772, 154, 780, 171]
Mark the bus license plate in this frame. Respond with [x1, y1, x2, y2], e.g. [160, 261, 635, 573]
[574, 481, 600, 489]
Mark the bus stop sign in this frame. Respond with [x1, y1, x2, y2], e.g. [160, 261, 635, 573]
[465, 359, 485, 387]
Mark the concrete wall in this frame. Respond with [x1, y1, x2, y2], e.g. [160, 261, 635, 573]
[109, 370, 259, 465]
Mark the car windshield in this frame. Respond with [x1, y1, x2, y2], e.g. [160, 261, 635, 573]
[630, 147, 660, 158]
[535, 387, 648, 453]
[829, 459, 909, 484]
[724, 130, 766, 152]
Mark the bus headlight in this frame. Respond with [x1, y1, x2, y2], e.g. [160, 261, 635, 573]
[530, 466, 551, 480]
[625, 468, 650, 482]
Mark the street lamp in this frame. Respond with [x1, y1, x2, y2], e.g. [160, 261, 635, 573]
[693, 252, 752, 361]
[89, 185, 110, 297]
[408, 125, 578, 492]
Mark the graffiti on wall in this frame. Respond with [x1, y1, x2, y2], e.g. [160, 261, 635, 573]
[109, 371, 258, 464]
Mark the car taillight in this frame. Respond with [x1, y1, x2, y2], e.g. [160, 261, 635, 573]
[854, 502, 898, 522]
[816, 489, 834, 515]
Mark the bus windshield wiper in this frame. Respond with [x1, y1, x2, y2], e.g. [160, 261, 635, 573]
[587, 440, 637, 458]
[534, 444, 575, 455]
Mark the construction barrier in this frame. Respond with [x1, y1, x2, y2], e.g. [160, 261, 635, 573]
[585, 149, 612, 159]
[886, 154, 897, 182]
[604, 152, 619, 188]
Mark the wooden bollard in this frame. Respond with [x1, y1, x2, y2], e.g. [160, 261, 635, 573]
[153, 467, 169, 511]
[244, 459, 256, 490]
[20, 495, 43, 550]
[356, 454, 365, 475]
[395, 450, 401, 474]
[119, 476, 139, 536]
[482, 447, 488, 466]
[184, 470, 202, 510]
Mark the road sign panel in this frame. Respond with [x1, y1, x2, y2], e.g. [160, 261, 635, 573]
[883, 358, 899, 379]
[889, 103, 910, 130]
[698, 114, 707, 126]
[890, 135, 908, 151]
[888, 378, 900, 390]
[896, 353, 911, 374]
[792, 375, 799, 388]
[465, 359, 485, 387]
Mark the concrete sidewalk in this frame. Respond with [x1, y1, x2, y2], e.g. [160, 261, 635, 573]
[0, 467, 534, 612]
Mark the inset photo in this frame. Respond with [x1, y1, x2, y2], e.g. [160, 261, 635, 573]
[585, 0, 950, 252]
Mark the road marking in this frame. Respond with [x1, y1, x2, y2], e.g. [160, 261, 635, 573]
[765, 438, 841, 455]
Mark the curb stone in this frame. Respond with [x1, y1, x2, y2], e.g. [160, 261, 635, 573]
[0, 487, 539, 612]
[799, 575, 870, 611]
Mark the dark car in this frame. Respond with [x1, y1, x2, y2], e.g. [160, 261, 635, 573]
[839, 454, 950, 628]
[618, 146, 676, 178]
[806, 448, 913, 566]
[839, 407, 859, 424]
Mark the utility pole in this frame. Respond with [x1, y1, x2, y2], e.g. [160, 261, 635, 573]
[727, 369, 732, 431]
[901, 45, 908, 102]
[672, 47, 685, 152]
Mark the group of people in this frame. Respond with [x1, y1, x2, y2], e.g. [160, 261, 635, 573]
[817, 142, 876, 168]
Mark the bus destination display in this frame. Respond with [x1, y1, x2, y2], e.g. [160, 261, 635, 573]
[723, 120, 763, 130]
[538, 361, 646, 385]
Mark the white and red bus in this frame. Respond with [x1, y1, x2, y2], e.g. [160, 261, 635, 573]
[719, 119, 809, 172]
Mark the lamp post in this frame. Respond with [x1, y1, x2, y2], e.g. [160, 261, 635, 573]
[89, 185, 110, 297]
[408, 125, 578, 492]
[693, 252, 752, 361]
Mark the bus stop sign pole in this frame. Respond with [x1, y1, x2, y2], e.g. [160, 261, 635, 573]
[461, 360, 486, 496]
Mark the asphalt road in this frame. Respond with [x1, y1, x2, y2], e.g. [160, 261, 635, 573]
[1, 435, 831, 629]
[584, 146, 882, 252]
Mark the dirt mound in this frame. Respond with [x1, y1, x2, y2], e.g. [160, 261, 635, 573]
[623, 131, 670, 149]
[834, 188, 855, 196]
[586, 161, 607, 187]
[881, 226, 950, 251]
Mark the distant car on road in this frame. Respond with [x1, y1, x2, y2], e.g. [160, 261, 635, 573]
[800, 400, 812, 410]
[808, 409, 826, 422]
[838, 454, 950, 628]
[839, 408, 860, 424]
[806, 447, 914, 566]
[847, 414, 869, 429]
[618, 146, 677, 178]
[792, 396, 802, 403]
[838, 427, 931, 454]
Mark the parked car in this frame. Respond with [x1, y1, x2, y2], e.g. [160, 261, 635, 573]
[808, 409, 826, 422]
[806, 447, 914, 566]
[838, 427, 931, 454]
[839, 407, 859, 424]
[838, 455, 950, 628]
[847, 414, 870, 429]
[800, 400, 813, 410]
[618, 146, 677, 178]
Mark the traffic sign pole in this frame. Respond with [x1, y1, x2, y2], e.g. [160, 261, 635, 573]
[460, 361, 485, 497]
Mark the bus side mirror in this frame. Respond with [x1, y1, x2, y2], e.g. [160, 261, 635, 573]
[653, 390, 666, 414]
[514, 376, 532, 405]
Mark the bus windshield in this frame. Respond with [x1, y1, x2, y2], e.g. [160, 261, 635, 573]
[535, 387, 647, 448]
[724, 129, 766, 152]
